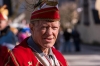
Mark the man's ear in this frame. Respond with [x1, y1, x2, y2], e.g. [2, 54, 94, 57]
[29, 23, 34, 31]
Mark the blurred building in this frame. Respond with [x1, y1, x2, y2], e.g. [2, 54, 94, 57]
[76, 0, 100, 44]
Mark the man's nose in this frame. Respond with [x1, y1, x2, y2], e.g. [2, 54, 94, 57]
[46, 28, 53, 35]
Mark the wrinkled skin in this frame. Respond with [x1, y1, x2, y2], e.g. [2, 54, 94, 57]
[29, 20, 60, 54]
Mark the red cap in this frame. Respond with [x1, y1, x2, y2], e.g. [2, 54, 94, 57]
[0, 5, 8, 20]
[0, 13, 6, 20]
[30, 7, 60, 21]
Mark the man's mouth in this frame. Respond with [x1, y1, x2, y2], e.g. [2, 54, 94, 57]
[44, 38, 53, 42]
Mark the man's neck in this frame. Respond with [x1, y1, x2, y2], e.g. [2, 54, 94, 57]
[27, 37, 50, 55]
[41, 48, 49, 55]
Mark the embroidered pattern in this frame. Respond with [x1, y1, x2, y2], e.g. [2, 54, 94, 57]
[4, 56, 10, 66]
[28, 61, 32, 66]
[10, 51, 19, 66]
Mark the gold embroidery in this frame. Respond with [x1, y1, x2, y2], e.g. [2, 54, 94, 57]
[59, 61, 63, 66]
[10, 51, 19, 66]
[4, 56, 10, 66]
[36, 62, 39, 66]
[7, 49, 10, 52]
[28, 61, 32, 66]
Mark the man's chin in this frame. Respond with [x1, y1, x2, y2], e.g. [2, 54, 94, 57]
[44, 44, 54, 48]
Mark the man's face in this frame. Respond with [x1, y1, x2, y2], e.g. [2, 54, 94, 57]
[0, 20, 8, 31]
[30, 20, 60, 49]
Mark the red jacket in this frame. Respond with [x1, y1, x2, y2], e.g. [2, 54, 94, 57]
[4, 38, 68, 66]
[0, 45, 9, 66]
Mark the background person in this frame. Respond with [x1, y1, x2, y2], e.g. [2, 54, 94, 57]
[72, 27, 81, 52]
[63, 28, 72, 52]
[0, 5, 17, 49]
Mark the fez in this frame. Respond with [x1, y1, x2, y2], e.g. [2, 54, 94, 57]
[0, 13, 6, 20]
[30, 7, 60, 21]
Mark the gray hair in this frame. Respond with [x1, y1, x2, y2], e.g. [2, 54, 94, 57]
[30, 20, 61, 26]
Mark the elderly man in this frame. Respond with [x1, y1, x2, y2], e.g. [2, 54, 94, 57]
[4, 1, 68, 66]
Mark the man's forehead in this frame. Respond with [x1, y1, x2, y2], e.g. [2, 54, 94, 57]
[37, 21, 60, 26]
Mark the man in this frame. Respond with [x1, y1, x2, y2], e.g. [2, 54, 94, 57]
[4, 0, 68, 66]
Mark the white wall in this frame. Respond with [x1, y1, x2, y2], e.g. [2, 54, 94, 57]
[77, 0, 100, 44]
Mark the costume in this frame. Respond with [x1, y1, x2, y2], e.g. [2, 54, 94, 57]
[4, 37, 67, 66]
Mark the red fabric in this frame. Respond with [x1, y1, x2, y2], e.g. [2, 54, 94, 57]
[0, 46, 8, 66]
[0, 13, 5, 20]
[30, 7, 60, 21]
[3, 38, 68, 66]
[52, 48, 68, 66]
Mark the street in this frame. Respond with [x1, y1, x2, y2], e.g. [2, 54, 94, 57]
[63, 44, 100, 66]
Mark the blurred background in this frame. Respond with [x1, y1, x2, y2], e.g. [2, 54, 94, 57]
[0, 0, 100, 66]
